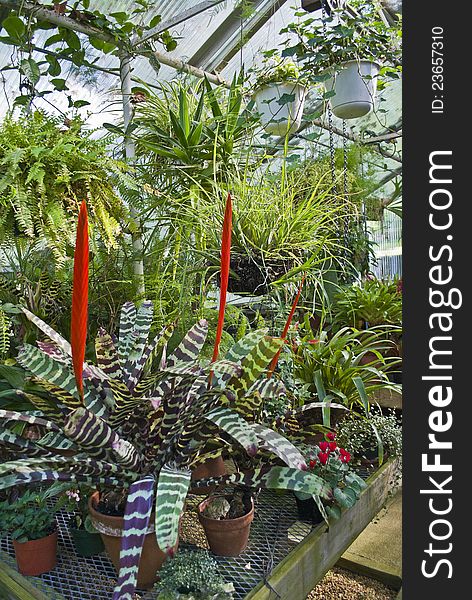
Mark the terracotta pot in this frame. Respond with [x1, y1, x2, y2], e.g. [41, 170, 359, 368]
[189, 456, 226, 495]
[88, 492, 176, 589]
[198, 497, 254, 556]
[13, 530, 57, 576]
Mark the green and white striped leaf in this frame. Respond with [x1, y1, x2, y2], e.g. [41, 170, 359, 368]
[166, 320, 208, 367]
[205, 407, 258, 456]
[250, 423, 307, 470]
[155, 464, 191, 553]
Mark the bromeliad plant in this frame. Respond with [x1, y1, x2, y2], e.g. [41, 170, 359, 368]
[0, 198, 333, 600]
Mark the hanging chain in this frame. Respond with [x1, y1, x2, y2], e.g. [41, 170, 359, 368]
[342, 119, 349, 253]
[322, 2, 338, 196]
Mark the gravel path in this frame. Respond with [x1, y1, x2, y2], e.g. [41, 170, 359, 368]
[307, 567, 397, 600]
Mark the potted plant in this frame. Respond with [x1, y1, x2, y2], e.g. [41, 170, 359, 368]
[62, 485, 104, 557]
[0, 200, 334, 598]
[279, 2, 401, 119]
[335, 410, 402, 467]
[0, 487, 61, 576]
[294, 433, 367, 523]
[252, 59, 307, 136]
[155, 548, 234, 599]
[197, 489, 254, 556]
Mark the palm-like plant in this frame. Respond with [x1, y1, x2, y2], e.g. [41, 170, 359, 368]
[0, 201, 333, 600]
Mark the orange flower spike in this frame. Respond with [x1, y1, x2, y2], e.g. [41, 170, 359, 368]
[71, 200, 89, 400]
[267, 273, 306, 378]
[211, 193, 233, 365]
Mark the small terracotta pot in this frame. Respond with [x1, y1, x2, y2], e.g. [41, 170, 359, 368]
[88, 492, 176, 589]
[13, 529, 57, 576]
[198, 497, 254, 556]
[189, 456, 226, 495]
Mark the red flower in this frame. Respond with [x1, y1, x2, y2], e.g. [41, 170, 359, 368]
[326, 432, 336, 441]
[340, 450, 351, 463]
[318, 451, 329, 465]
[328, 441, 337, 452]
[309, 459, 317, 469]
[319, 441, 329, 452]
[308, 339, 319, 344]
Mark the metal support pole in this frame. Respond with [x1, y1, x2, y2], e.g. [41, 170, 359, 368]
[120, 52, 145, 297]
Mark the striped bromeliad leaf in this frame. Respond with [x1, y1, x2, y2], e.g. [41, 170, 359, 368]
[112, 476, 155, 600]
[155, 464, 191, 553]
[212, 330, 267, 388]
[22, 307, 107, 384]
[225, 336, 285, 402]
[249, 423, 307, 470]
[0, 468, 130, 492]
[189, 465, 332, 500]
[0, 410, 60, 431]
[95, 327, 121, 379]
[122, 301, 154, 377]
[205, 407, 258, 456]
[17, 344, 82, 405]
[63, 407, 141, 470]
[126, 324, 174, 393]
[117, 302, 137, 370]
[37, 341, 69, 364]
[36, 431, 76, 451]
[166, 320, 208, 368]
[0, 428, 52, 457]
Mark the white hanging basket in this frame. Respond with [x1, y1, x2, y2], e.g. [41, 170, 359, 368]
[254, 82, 307, 136]
[324, 60, 380, 120]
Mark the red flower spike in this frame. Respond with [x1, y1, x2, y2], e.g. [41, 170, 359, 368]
[328, 441, 337, 452]
[211, 193, 232, 365]
[319, 441, 329, 453]
[318, 452, 329, 466]
[327, 432, 336, 441]
[71, 200, 89, 400]
[267, 273, 306, 378]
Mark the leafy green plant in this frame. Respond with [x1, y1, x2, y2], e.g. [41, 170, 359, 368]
[252, 58, 301, 88]
[0, 111, 129, 265]
[0, 485, 63, 542]
[279, 1, 402, 86]
[332, 278, 402, 329]
[0, 301, 333, 599]
[295, 435, 367, 522]
[292, 323, 400, 420]
[62, 484, 98, 532]
[156, 549, 234, 600]
[336, 410, 402, 463]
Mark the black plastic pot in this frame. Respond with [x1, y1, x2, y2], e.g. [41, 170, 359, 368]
[69, 526, 104, 557]
[294, 495, 324, 525]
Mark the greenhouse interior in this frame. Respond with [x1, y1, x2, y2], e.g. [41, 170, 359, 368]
[0, 1, 403, 599]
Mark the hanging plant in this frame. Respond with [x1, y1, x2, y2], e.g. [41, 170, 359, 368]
[251, 58, 307, 136]
[0, 111, 131, 266]
[278, 1, 401, 119]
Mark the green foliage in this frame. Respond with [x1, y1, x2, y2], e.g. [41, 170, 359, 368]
[279, 1, 402, 86]
[133, 77, 256, 192]
[295, 440, 367, 520]
[292, 324, 400, 415]
[0, 306, 11, 358]
[333, 278, 402, 329]
[336, 411, 402, 462]
[0, 485, 63, 542]
[156, 549, 234, 599]
[61, 484, 98, 532]
[0, 111, 129, 265]
[0, 1, 177, 97]
[252, 58, 301, 88]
